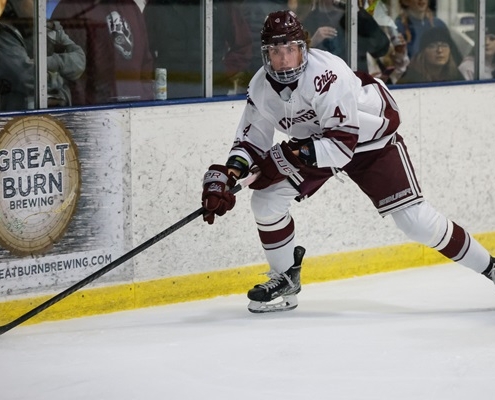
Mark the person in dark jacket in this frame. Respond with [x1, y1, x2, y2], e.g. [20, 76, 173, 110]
[395, 0, 447, 60]
[398, 26, 464, 84]
[0, 14, 33, 110]
[0, 0, 85, 110]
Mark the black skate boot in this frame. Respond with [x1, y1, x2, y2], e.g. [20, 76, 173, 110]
[247, 246, 305, 313]
[482, 256, 495, 283]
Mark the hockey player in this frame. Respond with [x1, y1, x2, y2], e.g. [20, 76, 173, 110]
[200, 10, 495, 313]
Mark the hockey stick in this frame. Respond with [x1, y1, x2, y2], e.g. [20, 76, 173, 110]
[0, 172, 259, 336]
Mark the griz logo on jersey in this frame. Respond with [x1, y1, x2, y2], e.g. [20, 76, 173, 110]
[314, 70, 338, 94]
[279, 109, 318, 130]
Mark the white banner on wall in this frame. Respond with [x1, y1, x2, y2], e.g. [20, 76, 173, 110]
[0, 110, 130, 297]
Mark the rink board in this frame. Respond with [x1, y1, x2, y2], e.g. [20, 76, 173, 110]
[1, 233, 494, 326]
[0, 81, 494, 326]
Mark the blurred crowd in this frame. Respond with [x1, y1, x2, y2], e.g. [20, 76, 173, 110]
[0, 0, 494, 111]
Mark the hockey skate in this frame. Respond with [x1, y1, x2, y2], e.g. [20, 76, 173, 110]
[482, 256, 495, 283]
[247, 246, 305, 313]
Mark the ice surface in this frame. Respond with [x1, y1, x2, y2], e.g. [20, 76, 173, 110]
[1, 264, 495, 400]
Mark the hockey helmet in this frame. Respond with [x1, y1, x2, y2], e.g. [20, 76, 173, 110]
[261, 10, 308, 84]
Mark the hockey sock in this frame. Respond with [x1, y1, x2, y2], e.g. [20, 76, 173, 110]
[392, 201, 490, 273]
[256, 213, 295, 274]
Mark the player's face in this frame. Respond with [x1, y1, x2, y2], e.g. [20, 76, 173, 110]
[267, 42, 303, 72]
[424, 41, 451, 66]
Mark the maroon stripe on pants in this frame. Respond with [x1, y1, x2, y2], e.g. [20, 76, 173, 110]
[258, 217, 295, 246]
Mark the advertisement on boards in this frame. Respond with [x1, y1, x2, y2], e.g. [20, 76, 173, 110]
[0, 111, 130, 297]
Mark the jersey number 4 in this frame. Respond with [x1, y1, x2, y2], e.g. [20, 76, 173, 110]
[332, 106, 346, 123]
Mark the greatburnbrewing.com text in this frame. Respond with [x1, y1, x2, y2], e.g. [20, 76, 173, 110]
[0, 254, 112, 280]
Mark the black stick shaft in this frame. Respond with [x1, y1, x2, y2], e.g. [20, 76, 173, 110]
[0, 175, 254, 336]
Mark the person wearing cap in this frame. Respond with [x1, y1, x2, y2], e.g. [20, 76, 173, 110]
[458, 17, 495, 80]
[398, 26, 464, 84]
[199, 10, 495, 313]
[395, 0, 447, 60]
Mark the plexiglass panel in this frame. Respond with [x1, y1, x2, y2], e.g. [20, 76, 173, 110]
[1, 0, 494, 111]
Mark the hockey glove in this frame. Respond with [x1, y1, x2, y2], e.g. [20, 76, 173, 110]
[249, 142, 303, 190]
[202, 164, 237, 224]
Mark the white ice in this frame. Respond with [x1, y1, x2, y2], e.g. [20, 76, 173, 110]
[1, 263, 495, 400]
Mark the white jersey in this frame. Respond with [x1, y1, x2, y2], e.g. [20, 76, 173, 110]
[229, 49, 401, 169]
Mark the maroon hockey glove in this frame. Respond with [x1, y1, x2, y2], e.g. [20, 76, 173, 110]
[202, 164, 237, 224]
[249, 142, 303, 190]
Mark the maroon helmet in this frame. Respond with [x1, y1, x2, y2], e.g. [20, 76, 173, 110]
[261, 10, 306, 46]
[261, 10, 308, 84]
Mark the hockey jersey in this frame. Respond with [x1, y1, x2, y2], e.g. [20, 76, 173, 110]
[52, 0, 154, 105]
[229, 48, 401, 170]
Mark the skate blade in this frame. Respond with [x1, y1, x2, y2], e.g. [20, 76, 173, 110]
[247, 295, 298, 314]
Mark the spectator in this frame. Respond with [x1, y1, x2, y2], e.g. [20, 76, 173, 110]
[45, 20, 86, 106]
[366, 0, 409, 84]
[0, 0, 85, 110]
[395, 0, 447, 60]
[303, 0, 390, 73]
[398, 26, 464, 84]
[0, 2, 33, 110]
[241, 0, 297, 80]
[144, 0, 252, 99]
[303, 0, 343, 57]
[458, 16, 495, 80]
[52, 0, 154, 105]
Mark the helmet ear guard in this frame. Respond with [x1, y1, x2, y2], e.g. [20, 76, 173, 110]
[260, 10, 308, 84]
